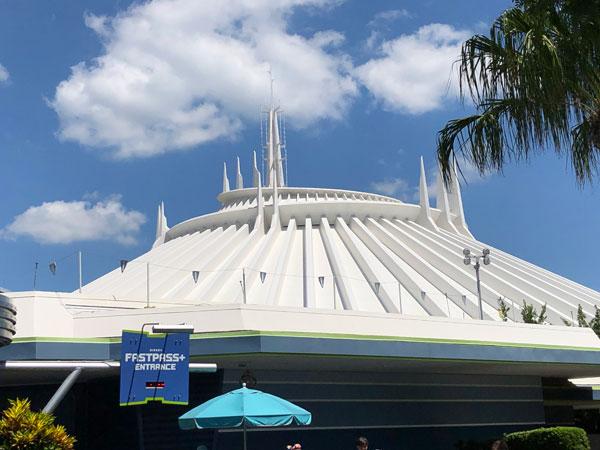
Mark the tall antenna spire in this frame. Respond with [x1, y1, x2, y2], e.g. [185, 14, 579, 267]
[264, 72, 285, 188]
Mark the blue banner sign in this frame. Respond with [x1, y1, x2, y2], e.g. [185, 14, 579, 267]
[120, 330, 190, 406]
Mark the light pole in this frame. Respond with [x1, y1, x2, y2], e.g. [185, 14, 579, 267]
[463, 248, 491, 320]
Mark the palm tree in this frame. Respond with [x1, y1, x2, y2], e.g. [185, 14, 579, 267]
[437, 0, 600, 186]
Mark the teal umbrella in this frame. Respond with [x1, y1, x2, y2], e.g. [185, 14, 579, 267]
[179, 385, 311, 450]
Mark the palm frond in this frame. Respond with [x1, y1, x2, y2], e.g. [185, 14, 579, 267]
[438, 0, 600, 185]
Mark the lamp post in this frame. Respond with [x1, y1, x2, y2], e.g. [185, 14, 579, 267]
[463, 248, 491, 320]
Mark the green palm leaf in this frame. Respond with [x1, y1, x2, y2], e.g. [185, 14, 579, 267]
[438, 0, 600, 186]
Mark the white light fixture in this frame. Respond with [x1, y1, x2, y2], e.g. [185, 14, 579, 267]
[151, 324, 195, 334]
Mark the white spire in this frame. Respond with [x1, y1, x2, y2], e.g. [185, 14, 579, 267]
[152, 202, 169, 248]
[264, 75, 285, 188]
[256, 168, 263, 218]
[222, 162, 230, 193]
[416, 157, 438, 230]
[435, 165, 459, 233]
[271, 149, 279, 223]
[253, 151, 259, 187]
[447, 159, 473, 238]
[236, 157, 243, 189]
[272, 110, 285, 187]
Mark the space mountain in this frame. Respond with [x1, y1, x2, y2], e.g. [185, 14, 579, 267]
[2, 103, 600, 450]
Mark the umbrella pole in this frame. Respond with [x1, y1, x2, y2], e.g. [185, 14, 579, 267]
[243, 421, 247, 450]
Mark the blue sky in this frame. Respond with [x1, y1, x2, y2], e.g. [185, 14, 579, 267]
[1, 0, 599, 294]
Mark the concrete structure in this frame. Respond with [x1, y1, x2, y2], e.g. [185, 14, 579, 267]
[2, 105, 600, 450]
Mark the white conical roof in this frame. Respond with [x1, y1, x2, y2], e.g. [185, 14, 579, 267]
[79, 109, 600, 326]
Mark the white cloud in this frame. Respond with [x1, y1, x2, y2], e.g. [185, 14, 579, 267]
[51, 0, 357, 158]
[355, 24, 470, 114]
[0, 63, 9, 83]
[1, 195, 146, 245]
[371, 177, 417, 201]
[368, 9, 411, 27]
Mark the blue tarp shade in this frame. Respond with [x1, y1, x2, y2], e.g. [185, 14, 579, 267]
[178, 386, 311, 429]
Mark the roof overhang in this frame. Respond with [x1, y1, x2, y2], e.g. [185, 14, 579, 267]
[2, 302, 600, 385]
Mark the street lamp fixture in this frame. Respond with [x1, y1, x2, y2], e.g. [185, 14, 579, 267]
[462, 248, 491, 320]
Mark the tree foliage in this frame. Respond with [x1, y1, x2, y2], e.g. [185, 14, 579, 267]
[577, 304, 588, 327]
[498, 297, 510, 321]
[566, 304, 600, 337]
[437, 0, 600, 186]
[0, 398, 76, 450]
[521, 300, 547, 324]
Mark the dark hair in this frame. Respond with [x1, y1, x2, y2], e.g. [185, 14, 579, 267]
[356, 437, 368, 446]
[491, 440, 508, 450]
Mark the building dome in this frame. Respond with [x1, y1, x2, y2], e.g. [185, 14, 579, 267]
[79, 107, 600, 326]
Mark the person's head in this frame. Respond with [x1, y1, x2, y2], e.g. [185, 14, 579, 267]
[491, 440, 508, 450]
[356, 437, 368, 450]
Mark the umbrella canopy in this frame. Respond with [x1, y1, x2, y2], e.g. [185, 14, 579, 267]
[179, 385, 311, 430]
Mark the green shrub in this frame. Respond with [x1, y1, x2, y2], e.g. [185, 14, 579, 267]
[0, 398, 76, 450]
[504, 426, 589, 450]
